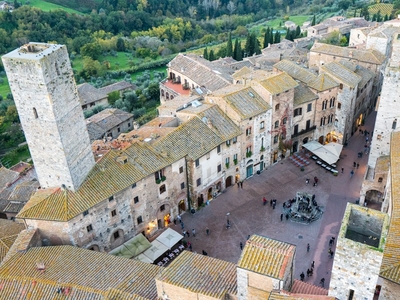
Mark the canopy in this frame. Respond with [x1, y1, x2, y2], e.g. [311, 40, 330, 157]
[312, 147, 339, 165]
[108, 233, 151, 259]
[155, 228, 183, 249]
[323, 142, 343, 157]
[135, 253, 153, 263]
[141, 240, 169, 263]
[302, 140, 323, 152]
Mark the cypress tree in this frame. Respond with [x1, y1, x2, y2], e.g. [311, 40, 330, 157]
[295, 25, 301, 38]
[274, 30, 281, 43]
[226, 32, 233, 57]
[203, 47, 208, 60]
[285, 28, 290, 40]
[209, 49, 215, 61]
[245, 33, 252, 57]
[311, 15, 316, 26]
[254, 36, 261, 55]
[354, 9, 357, 17]
[234, 38, 242, 61]
[264, 27, 270, 48]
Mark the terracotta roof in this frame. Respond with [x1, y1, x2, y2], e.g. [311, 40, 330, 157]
[259, 73, 299, 95]
[99, 81, 135, 95]
[0, 245, 161, 299]
[211, 85, 271, 120]
[77, 83, 108, 105]
[307, 73, 339, 92]
[294, 84, 318, 106]
[157, 250, 237, 298]
[7, 180, 39, 202]
[321, 62, 362, 88]
[311, 42, 386, 64]
[17, 142, 177, 221]
[0, 167, 19, 189]
[232, 66, 252, 78]
[337, 60, 375, 88]
[290, 279, 328, 295]
[380, 132, 400, 283]
[274, 60, 317, 84]
[1, 228, 37, 265]
[237, 235, 296, 280]
[167, 53, 231, 92]
[153, 116, 223, 161]
[0, 219, 25, 263]
[269, 290, 335, 299]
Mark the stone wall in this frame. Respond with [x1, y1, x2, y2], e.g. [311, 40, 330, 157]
[237, 268, 281, 300]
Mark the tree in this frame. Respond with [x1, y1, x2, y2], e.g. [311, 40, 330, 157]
[203, 47, 208, 60]
[226, 32, 233, 57]
[80, 42, 102, 60]
[295, 25, 301, 38]
[274, 31, 281, 43]
[254, 35, 261, 55]
[264, 27, 270, 48]
[116, 37, 126, 51]
[311, 15, 316, 26]
[209, 49, 215, 61]
[233, 38, 242, 61]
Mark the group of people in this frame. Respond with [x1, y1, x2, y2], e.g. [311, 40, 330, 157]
[300, 261, 315, 281]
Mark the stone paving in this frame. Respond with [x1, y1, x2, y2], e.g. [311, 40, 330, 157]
[170, 111, 377, 289]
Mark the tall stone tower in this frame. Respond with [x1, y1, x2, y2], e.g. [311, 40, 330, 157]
[2, 43, 95, 191]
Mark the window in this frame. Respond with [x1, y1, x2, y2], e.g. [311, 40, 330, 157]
[322, 100, 328, 110]
[33, 107, 38, 119]
[307, 103, 312, 112]
[196, 178, 201, 186]
[274, 120, 279, 128]
[378, 177, 383, 183]
[348, 289, 354, 300]
[225, 157, 230, 165]
[260, 121, 265, 129]
[306, 119, 311, 130]
[393, 119, 397, 130]
[132, 183, 136, 188]
[160, 184, 166, 194]
[294, 108, 302, 117]
[339, 83, 343, 90]
[113, 231, 120, 239]
[217, 145, 221, 153]
[246, 146, 252, 153]
[233, 137, 237, 144]
[134, 196, 139, 204]
[117, 127, 120, 133]
[86, 224, 93, 232]
[160, 205, 165, 211]
[338, 102, 342, 110]
[179, 166, 184, 173]
[83, 210, 89, 217]
[246, 127, 252, 136]
[109, 196, 114, 202]
[275, 104, 280, 111]
[181, 182, 185, 189]
[320, 117, 326, 126]
[233, 154, 238, 161]
[128, 122, 131, 128]
[111, 209, 117, 217]
[282, 117, 287, 125]
[217, 164, 222, 172]
[273, 135, 279, 144]
[294, 125, 298, 135]
[154, 169, 164, 182]
[137, 216, 143, 224]
[226, 140, 231, 146]
[195, 159, 200, 167]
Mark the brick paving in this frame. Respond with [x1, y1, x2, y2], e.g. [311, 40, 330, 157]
[171, 111, 377, 289]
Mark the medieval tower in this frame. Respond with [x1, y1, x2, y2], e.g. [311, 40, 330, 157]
[2, 43, 95, 191]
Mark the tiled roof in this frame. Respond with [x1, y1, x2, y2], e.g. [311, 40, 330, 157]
[0, 245, 161, 299]
[259, 73, 299, 95]
[0, 219, 25, 263]
[274, 60, 317, 84]
[1, 228, 36, 265]
[269, 291, 335, 299]
[290, 279, 328, 295]
[307, 73, 339, 91]
[157, 250, 237, 298]
[7, 180, 39, 202]
[0, 167, 19, 189]
[153, 116, 223, 161]
[17, 142, 177, 221]
[380, 132, 400, 283]
[77, 83, 108, 105]
[167, 53, 231, 92]
[368, 24, 400, 39]
[311, 42, 386, 64]
[321, 62, 362, 88]
[375, 155, 390, 173]
[213, 86, 271, 120]
[294, 84, 318, 106]
[182, 104, 242, 141]
[237, 235, 296, 280]
[99, 81, 135, 94]
[232, 66, 252, 78]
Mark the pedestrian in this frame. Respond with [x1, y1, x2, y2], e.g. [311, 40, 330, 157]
[183, 230, 186, 236]
[307, 269, 311, 277]
[356, 163, 359, 169]
[247, 235, 250, 240]
[202, 250, 207, 256]
[192, 229, 196, 237]
[177, 214, 182, 223]
[341, 167, 344, 174]
[272, 201, 276, 209]
[320, 278, 325, 287]
[226, 219, 231, 229]
[181, 222, 184, 230]
[307, 243, 310, 252]
[311, 261, 315, 268]
[280, 214, 283, 221]
[240, 242, 243, 250]
[306, 178, 310, 185]
[330, 250, 334, 258]
[366, 136, 369, 142]
[186, 231, 190, 238]
[263, 197, 267, 206]
[300, 272, 305, 281]
[286, 214, 289, 220]
[350, 170, 354, 178]
[353, 161, 356, 168]
[237, 181, 240, 188]
[173, 218, 177, 225]
[270, 199, 273, 206]
[206, 227, 210, 235]
[240, 180, 243, 188]
[188, 241, 192, 251]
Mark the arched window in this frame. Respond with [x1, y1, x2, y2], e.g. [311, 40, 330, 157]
[160, 184, 166, 194]
[378, 177, 383, 183]
[275, 104, 280, 111]
[33, 107, 38, 119]
[161, 89, 165, 96]
[274, 120, 279, 128]
[282, 117, 287, 124]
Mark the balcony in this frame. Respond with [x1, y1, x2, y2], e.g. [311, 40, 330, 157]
[291, 125, 316, 138]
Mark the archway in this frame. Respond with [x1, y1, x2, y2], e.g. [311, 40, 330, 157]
[260, 155, 264, 172]
[318, 135, 324, 144]
[226, 176, 233, 187]
[273, 151, 278, 163]
[110, 229, 124, 249]
[207, 187, 213, 200]
[197, 194, 204, 207]
[178, 200, 186, 213]
[88, 245, 100, 251]
[292, 141, 298, 153]
[302, 137, 309, 144]
[216, 181, 222, 193]
[157, 203, 171, 228]
[365, 189, 383, 211]
[246, 159, 254, 178]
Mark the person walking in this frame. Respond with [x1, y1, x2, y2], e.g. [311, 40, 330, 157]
[353, 161, 356, 168]
[341, 167, 344, 174]
[356, 163, 359, 169]
[263, 197, 267, 206]
[240, 242, 243, 250]
[240, 180, 243, 188]
[306, 178, 310, 185]
[311, 261, 315, 268]
[320, 278, 325, 287]
[237, 181, 240, 188]
[280, 214, 283, 221]
[192, 229, 196, 237]
[181, 222, 185, 230]
[307, 269, 311, 277]
[206, 227, 210, 235]
[177, 214, 182, 223]
[307, 243, 310, 252]
[186, 231, 190, 238]
[350, 170, 354, 178]
[300, 272, 305, 281]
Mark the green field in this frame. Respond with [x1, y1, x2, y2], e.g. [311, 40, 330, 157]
[253, 15, 312, 33]
[0, 145, 31, 168]
[0, 77, 11, 98]
[27, 0, 83, 14]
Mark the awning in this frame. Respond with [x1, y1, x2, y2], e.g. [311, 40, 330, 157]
[302, 140, 323, 152]
[108, 233, 151, 259]
[135, 253, 153, 263]
[323, 142, 343, 157]
[155, 228, 183, 249]
[312, 147, 339, 165]
[141, 240, 169, 263]
[303, 141, 343, 165]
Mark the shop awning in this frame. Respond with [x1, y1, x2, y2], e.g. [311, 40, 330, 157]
[108, 233, 151, 259]
[141, 240, 169, 263]
[302, 140, 323, 152]
[155, 228, 183, 249]
[135, 253, 153, 263]
[323, 142, 343, 157]
[303, 141, 343, 165]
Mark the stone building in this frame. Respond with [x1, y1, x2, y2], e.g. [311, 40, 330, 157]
[77, 82, 109, 111]
[2, 43, 95, 192]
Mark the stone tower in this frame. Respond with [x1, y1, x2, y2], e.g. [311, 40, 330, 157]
[2, 43, 95, 191]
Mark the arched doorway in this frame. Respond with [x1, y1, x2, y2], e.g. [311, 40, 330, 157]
[88, 245, 100, 251]
[110, 229, 124, 249]
[178, 200, 186, 213]
[226, 176, 233, 187]
[216, 181, 221, 193]
[246, 159, 253, 178]
[197, 194, 204, 207]
[318, 136, 324, 144]
[157, 204, 171, 229]
[260, 155, 264, 172]
[302, 137, 309, 144]
[365, 189, 383, 210]
[273, 151, 278, 163]
[292, 141, 298, 153]
[207, 187, 213, 200]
